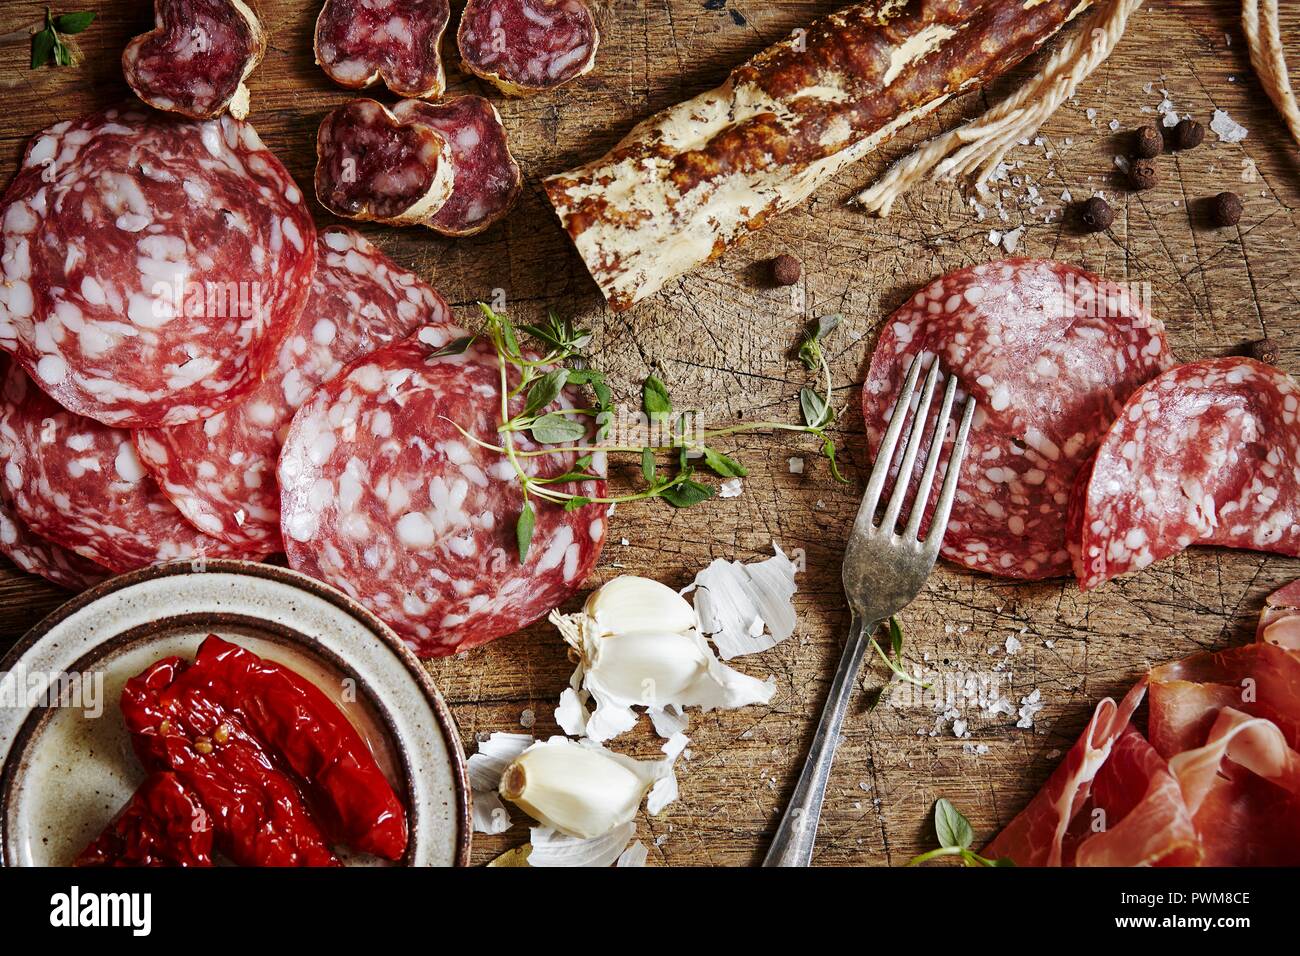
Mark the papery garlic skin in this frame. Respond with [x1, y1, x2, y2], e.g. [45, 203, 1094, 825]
[500, 738, 658, 840]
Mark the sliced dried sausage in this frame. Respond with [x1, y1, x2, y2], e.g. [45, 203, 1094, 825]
[315, 0, 451, 99]
[457, 0, 598, 96]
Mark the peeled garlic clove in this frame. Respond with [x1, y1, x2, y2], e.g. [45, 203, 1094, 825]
[584, 575, 697, 637]
[588, 629, 710, 702]
[500, 738, 657, 839]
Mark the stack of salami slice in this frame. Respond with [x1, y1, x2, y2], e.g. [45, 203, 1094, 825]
[0, 104, 605, 657]
[862, 258, 1300, 589]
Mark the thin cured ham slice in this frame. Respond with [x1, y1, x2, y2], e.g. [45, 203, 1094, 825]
[123, 0, 267, 120]
[315, 0, 451, 99]
[0, 105, 316, 428]
[278, 331, 607, 656]
[0, 362, 261, 573]
[134, 228, 454, 550]
[862, 260, 1169, 580]
[457, 0, 599, 97]
[1071, 357, 1300, 589]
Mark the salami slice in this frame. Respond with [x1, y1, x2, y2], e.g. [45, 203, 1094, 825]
[392, 97, 522, 236]
[278, 331, 607, 656]
[135, 227, 457, 549]
[0, 362, 262, 573]
[314, 0, 451, 99]
[1070, 357, 1300, 590]
[457, 0, 598, 96]
[123, 0, 268, 120]
[315, 99, 455, 226]
[0, 104, 316, 428]
[862, 259, 1170, 579]
[0, 478, 106, 590]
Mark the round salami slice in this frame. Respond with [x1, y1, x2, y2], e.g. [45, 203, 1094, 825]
[1071, 357, 1300, 590]
[135, 227, 458, 550]
[392, 96, 523, 236]
[457, 0, 599, 97]
[0, 362, 262, 573]
[278, 330, 608, 656]
[314, 0, 451, 99]
[862, 259, 1170, 579]
[0, 485, 106, 590]
[0, 104, 316, 428]
[315, 99, 455, 226]
[123, 0, 268, 120]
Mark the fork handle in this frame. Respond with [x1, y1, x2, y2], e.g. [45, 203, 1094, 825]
[762, 614, 873, 867]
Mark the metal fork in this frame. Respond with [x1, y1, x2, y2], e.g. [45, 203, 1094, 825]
[763, 353, 976, 867]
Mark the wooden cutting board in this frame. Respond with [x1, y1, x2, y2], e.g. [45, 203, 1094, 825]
[1, 0, 1297, 866]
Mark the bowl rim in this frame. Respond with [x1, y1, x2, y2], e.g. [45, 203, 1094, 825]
[0, 557, 473, 867]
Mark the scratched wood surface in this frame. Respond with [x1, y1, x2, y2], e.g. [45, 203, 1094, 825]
[1, 0, 1298, 866]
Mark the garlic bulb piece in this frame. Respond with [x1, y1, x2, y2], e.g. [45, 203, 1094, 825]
[583, 575, 698, 637]
[500, 736, 675, 840]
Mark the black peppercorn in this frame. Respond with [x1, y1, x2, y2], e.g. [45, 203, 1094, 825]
[1171, 118, 1205, 150]
[1134, 125, 1163, 158]
[771, 254, 801, 286]
[1076, 196, 1114, 232]
[1130, 158, 1159, 190]
[1209, 191, 1243, 227]
[1246, 337, 1279, 366]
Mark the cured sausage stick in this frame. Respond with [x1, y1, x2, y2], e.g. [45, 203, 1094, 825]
[544, 0, 1093, 313]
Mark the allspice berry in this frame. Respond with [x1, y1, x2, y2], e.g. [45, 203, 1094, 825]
[1134, 124, 1163, 158]
[1209, 191, 1243, 227]
[771, 253, 801, 286]
[1247, 337, 1280, 366]
[1171, 118, 1205, 150]
[1130, 157, 1159, 190]
[1076, 196, 1114, 232]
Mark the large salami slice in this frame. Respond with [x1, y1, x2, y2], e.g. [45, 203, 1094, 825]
[0, 495, 106, 590]
[862, 260, 1170, 580]
[0, 104, 316, 428]
[123, 0, 268, 120]
[1071, 357, 1300, 590]
[278, 331, 607, 656]
[315, 99, 455, 226]
[392, 97, 522, 236]
[134, 227, 456, 549]
[0, 362, 261, 573]
[457, 0, 598, 96]
[545, 0, 1091, 312]
[315, 0, 451, 99]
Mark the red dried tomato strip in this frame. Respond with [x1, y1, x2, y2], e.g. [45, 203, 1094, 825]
[75, 772, 215, 867]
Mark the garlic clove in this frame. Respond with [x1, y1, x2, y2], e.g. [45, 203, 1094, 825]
[584, 575, 697, 637]
[588, 629, 711, 703]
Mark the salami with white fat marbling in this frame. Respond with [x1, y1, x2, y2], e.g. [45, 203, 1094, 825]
[392, 96, 522, 235]
[314, 0, 450, 99]
[123, 0, 267, 119]
[315, 99, 455, 226]
[134, 227, 457, 550]
[278, 331, 607, 656]
[1070, 357, 1300, 590]
[457, 0, 598, 96]
[0, 104, 316, 428]
[0, 362, 262, 573]
[862, 259, 1170, 580]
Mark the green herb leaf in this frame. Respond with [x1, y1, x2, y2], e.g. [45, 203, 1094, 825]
[515, 501, 535, 561]
[702, 446, 747, 478]
[797, 313, 843, 371]
[31, 28, 55, 68]
[563, 496, 592, 511]
[642, 375, 672, 418]
[523, 368, 568, 418]
[53, 10, 94, 33]
[530, 413, 587, 445]
[888, 616, 904, 659]
[933, 798, 974, 850]
[640, 447, 656, 482]
[592, 379, 612, 411]
[800, 387, 831, 429]
[660, 479, 714, 508]
[429, 335, 475, 358]
[821, 436, 850, 484]
[53, 39, 71, 66]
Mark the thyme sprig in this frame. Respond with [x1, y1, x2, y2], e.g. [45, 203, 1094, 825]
[31, 8, 94, 68]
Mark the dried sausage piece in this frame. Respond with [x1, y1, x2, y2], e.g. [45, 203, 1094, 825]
[0, 362, 263, 573]
[0, 478, 106, 590]
[135, 227, 457, 549]
[278, 331, 608, 657]
[1070, 357, 1300, 590]
[392, 96, 522, 235]
[315, 99, 455, 225]
[314, 0, 451, 99]
[123, 0, 268, 120]
[862, 260, 1170, 580]
[458, 0, 598, 96]
[0, 105, 316, 428]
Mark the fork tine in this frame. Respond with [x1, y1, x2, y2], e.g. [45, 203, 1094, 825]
[879, 356, 941, 533]
[857, 352, 924, 525]
[923, 394, 977, 551]
[903, 372, 958, 540]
